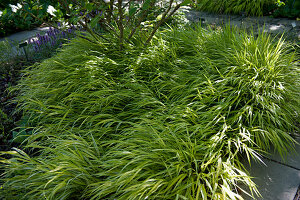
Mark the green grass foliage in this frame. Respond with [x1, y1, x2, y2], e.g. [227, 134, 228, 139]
[196, 0, 276, 16]
[0, 25, 299, 199]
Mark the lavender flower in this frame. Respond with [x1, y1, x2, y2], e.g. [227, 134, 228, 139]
[30, 24, 78, 56]
[51, 40, 55, 47]
[35, 40, 41, 47]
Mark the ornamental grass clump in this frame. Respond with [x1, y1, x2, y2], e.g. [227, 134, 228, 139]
[0, 25, 299, 200]
[192, 26, 299, 156]
[196, 0, 277, 16]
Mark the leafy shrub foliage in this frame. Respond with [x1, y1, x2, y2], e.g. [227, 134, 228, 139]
[0, 25, 299, 199]
[0, 1, 55, 37]
[272, 0, 300, 19]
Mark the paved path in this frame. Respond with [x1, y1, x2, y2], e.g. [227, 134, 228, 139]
[184, 9, 300, 41]
[1, 9, 299, 44]
[0, 27, 50, 43]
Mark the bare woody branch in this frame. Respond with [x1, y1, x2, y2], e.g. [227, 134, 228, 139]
[144, 0, 180, 45]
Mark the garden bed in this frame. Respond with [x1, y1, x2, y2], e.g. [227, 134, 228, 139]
[0, 1, 299, 199]
[0, 24, 299, 199]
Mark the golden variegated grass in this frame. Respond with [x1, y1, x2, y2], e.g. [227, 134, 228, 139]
[196, 0, 275, 16]
[0, 25, 299, 199]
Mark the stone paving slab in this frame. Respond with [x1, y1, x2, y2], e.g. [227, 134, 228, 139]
[243, 137, 300, 200]
[244, 159, 300, 200]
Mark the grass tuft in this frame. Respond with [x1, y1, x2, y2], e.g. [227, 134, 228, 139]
[196, 0, 276, 16]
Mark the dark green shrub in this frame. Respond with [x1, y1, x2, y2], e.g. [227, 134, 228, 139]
[0, 1, 55, 37]
[0, 0, 18, 9]
[0, 25, 299, 199]
[272, 0, 300, 19]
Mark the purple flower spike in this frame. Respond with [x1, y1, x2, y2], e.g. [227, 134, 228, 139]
[57, 22, 61, 27]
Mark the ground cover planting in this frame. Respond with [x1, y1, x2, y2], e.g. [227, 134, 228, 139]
[0, 23, 299, 199]
[0, 40, 33, 148]
[0, 26, 76, 147]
